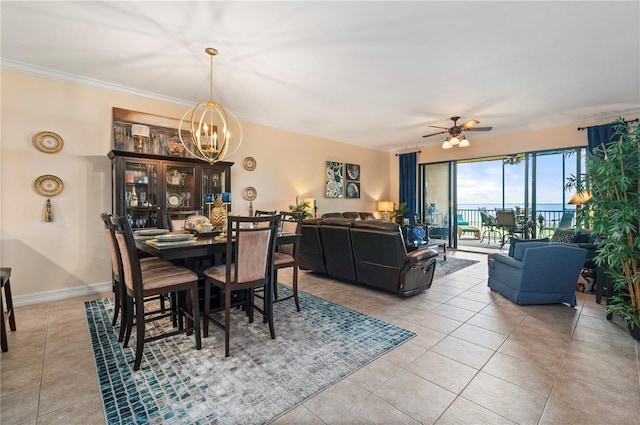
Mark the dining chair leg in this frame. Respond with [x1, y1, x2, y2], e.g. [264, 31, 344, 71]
[111, 277, 120, 327]
[122, 294, 134, 347]
[292, 268, 300, 312]
[190, 285, 202, 350]
[224, 287, 231, 357]
[203, 281, 211, 338]
[133, 297, 146, 371]
[1, 286, 6, 353]
[273, 272, 279, 300]
[266, 281, 275, 340]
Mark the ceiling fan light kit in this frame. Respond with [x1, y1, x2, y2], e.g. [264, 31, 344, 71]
[423, 116, 492, 149]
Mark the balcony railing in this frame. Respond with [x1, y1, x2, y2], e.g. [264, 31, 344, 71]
[455, 208, 572, 239]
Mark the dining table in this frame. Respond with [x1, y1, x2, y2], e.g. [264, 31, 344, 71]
[135, 231, 301, 262]
[135, 230, 302, 319]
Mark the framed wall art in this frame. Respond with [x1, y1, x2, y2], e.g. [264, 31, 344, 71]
[325, 161, 344, 198]
[345, 163, 360, 199]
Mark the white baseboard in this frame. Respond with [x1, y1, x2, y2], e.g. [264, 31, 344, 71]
[13, 281, 113, 307]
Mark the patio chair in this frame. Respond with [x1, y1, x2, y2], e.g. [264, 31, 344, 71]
[496, 209, 526, 248]
[542, 210, 574, 236]
[480, 210, 500, 244]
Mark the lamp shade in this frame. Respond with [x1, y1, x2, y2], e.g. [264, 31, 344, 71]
[378, 201, 394, 212]
[131, 125, 150, 138]
[568, 191, 592, 205]
[459, 138, 470, 147]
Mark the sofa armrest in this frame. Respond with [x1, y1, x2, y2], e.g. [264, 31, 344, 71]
[490, 253, 525, 270]
[408, 248, 438, 265]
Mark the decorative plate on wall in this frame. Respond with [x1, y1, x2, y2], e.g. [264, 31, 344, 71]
[33, 131, 64, 154]
[242, 186, 257, 201]
[243, 156, 257, 171]
[34, 174, 64, 197]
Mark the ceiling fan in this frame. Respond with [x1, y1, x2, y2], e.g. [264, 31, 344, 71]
[422, 116, 493, 149]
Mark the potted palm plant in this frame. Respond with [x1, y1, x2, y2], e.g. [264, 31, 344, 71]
[569, 118, 639, 338]
[288, 197, 313, 220]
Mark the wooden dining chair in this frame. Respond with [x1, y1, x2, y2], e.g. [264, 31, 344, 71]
[272, 211, 303, 311]
[1, 267, 16, 352]
[163, 210, 202, 231]
[254, 210, 276, 216]
[202, 214, 280, 357]
[111, 215, 201, 370]
[100, 213, 174, 340]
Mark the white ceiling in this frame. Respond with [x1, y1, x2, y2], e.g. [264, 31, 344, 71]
[2, 1, 639, 151]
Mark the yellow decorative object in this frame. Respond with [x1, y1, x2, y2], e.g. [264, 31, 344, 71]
[210, 199, 227, 227]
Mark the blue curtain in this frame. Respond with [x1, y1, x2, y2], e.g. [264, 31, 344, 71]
[587, 122, 617, 154]
[399, 153, 417, 223]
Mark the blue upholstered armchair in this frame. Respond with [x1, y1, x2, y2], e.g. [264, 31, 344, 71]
[488, 242, 587, 306]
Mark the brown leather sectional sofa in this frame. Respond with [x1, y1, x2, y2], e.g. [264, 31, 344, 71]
[298, 217, 438, 296]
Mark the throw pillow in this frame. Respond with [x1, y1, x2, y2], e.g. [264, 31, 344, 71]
[550, 229, 576, 244]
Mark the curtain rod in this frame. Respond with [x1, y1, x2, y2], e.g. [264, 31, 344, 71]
[395, 150, 421, 156]
[577, 118, 639, 131]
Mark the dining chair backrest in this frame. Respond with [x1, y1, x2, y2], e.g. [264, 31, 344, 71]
[254, 210, 277, 217]
[101, 213, 121, 280]
[278, 211, 303, 257]
[164, 210, 202, 231]
[224, 215, 280, 284]
[111, 215, 144, 295]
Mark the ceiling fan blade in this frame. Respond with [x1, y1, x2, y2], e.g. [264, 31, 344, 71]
[460, 119, 480, 129]
[422, 130, 448, 138]
[427, 125, 450, 130]
[465, 126, 493, 132]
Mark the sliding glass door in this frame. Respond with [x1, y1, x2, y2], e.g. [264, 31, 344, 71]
[419, 162, 456, 247]
[418, 147, 586, 250]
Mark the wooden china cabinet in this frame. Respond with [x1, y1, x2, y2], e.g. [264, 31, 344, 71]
[109, 108, 233, 229]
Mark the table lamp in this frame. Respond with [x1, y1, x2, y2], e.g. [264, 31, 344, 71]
[378, 201, 394, 222]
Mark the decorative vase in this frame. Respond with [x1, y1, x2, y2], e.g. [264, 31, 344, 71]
[210, 199, 227, 227]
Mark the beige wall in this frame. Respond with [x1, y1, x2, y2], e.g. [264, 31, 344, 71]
[0, 70, 390, 300]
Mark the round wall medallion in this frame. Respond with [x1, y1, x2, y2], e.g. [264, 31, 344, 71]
[242, 186, 257, 201]
[33, 131, 64, 153]
[34, 175, 64, 197]
[243, 156, 257, 171]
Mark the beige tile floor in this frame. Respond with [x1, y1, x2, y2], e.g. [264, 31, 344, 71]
[2, 250, 639, 424]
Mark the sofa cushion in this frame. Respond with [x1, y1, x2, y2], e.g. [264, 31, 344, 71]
[550, 229, 577, 244]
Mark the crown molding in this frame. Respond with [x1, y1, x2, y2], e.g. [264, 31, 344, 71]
[1, 58, 192, 108]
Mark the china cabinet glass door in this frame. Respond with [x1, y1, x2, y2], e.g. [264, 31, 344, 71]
[123, 160, 158, 228]
[165, 164, 197, 210]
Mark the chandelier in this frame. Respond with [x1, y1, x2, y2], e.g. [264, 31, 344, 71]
[179, 48, 242, 164]
[441, 134, 470, 149]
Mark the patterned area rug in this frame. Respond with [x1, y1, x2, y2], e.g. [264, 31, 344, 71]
[433, 257, 479, 279]
[86, 286, 415, 424]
